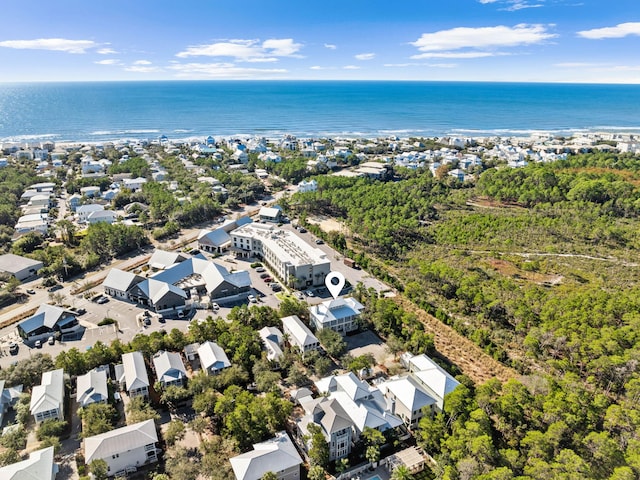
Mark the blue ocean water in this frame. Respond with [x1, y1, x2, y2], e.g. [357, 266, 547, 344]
[0, 81, 639, 143]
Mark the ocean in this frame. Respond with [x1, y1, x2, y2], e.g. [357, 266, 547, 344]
[0, 81, 639, 143]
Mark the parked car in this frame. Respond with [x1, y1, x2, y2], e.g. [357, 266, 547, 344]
[48, 336, 55, 345]
[26, 288, 36, 295]
[259, 273, 270, 279]
[262, 276, 273, 283]
[315, 239, 324, 244]
[255, 267, 266, 273]
[35, 340, 42, 349]
[295, 292, 305, 300]
[298, 227, 307, 233]
[96, 296, 109, 304]
[48, 284, 63, 292]
[158, 314, 165, 323]
[248, 294, 257, 303]
[177, 310, 186, 318]
[8, 342, 19, 355]
[270, 283, 282, 292]
[211, 303, 220, 311]
[305, 290, 315, 297]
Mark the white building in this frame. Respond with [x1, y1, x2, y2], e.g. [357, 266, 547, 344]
[30, 369, 65, 423]
[84, 419, 159, 477]
[230, 431, 303, 480]
[0, 253, 43, 281]
[121, 352, 150, 400]
[0, 446, 58, 480]
[281, 315, 319, 354]
[76, 204, 104, 223]
[77, 368, 109, 407]
[259, 326, 284, 363]
[297, 179, 318, 193]
[309, 297, 364, 335]
[401, 353, 460, 411]
[198, 341, 231, 375]
[232, 223, 330, 289]
[378, 376, 436, 429]
[153, 351, 187, 388]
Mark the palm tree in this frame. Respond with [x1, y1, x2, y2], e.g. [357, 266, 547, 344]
[366, 445, 380, 469]
[391, 465, 413, 480]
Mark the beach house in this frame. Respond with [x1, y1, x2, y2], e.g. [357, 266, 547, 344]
[281, 315, 319, 355]
[76, 368, 109, 408]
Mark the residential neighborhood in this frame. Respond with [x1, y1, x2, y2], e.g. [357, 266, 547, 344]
[1, 130, 637, 479]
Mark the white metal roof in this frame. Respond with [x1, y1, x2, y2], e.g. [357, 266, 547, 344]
[84, 419, 158, 464]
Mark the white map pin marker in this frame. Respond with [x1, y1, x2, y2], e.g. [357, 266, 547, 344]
[325, 271, 346, 300]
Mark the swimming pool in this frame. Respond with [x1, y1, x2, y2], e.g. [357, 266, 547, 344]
[368, 475, 382, 480]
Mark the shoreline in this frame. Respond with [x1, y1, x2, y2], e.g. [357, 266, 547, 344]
[3, 127, 640, 148]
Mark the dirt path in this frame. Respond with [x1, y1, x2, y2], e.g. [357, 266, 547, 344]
[393, 296, 517, 384]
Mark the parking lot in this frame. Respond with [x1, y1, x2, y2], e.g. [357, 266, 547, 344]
[0, 225, 391, 368]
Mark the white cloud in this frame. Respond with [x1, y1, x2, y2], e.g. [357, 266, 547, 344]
[133, 60, 152, 65]
[97, 47, 117, 55]
[324, 43, 337, 50]
[554, 62, 606, 68]
[411, 51, 498, 59]
[478, 0, 544, 11]
[124, 65, 162, 73]
[0, 38, 98, 54]
[168, 62, 287, 78]
[412, 24, 555, 52]
[577, 22, 640, 39]
[310, 65, 336, 70]
[384, 62, 457, 68]
[94, 59, 120, 65]
[175, 38, 302, 62]
[355, 52, 375, 61]
[343, 65, 360, 70]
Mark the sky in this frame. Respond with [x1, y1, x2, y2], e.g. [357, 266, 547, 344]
[0, 0, 638, 83]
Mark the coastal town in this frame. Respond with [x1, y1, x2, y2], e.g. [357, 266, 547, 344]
[0, 129, 639, 480]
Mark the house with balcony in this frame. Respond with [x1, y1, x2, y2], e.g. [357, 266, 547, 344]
[77, 368, 109, 408]
[84, 419, 160, 477]
[152, 351, 187, 388]
[30, 369, 65, 423]
[119, 352, 150, 400]
[309, 297, 364, 335]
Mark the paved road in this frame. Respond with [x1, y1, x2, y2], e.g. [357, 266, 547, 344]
[0, 198, 390, 368]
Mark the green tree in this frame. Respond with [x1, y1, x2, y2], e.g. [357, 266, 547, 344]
[391, 465, 413, 480]
[317, 328, 347, 357]
[126, 396, 160, 425]
[308, 465, 326, 480]
[0, 448, 20, 467]
[165, 420, 186, 446]
[80, 403, 117, 437]
[307, 423, 330, 468]
[366, 445, 380, 467]
[89, 458, 109, 480]
[36, 419, 67, 441]
[261, 472, 278, 480]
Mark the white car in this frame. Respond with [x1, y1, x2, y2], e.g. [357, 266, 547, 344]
[248, 294, 257, 303]
[305, 290, 315, 297]
[211, 303, 220, 311]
